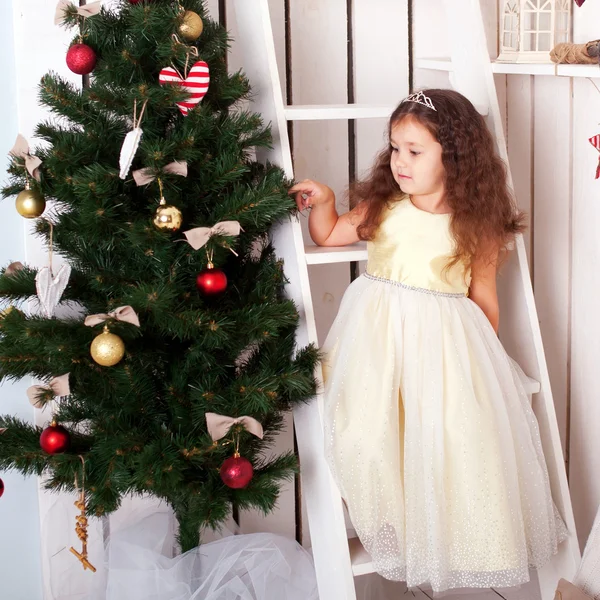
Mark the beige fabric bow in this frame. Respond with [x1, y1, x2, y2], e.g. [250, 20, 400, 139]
[205, 412, 264, 442]
[132, 161, 188, 186]
[84, 305, 140, 328]
[27, 373, 70, 409]
[10, 135, 42, 182]
[5, 262, 25, 276]
[183, 221, 242, 251]
[555, 579, 594, 600]
[54, 0, 102, 25]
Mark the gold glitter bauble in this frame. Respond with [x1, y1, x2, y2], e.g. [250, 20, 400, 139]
[90, 327, 125, 367]
[178, 10, 203, 42]
[15, 187, 46, 219]
[153, 202, 183, 231]
[0, 306, 15, 327]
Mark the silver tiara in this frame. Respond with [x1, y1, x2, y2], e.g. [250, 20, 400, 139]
[401, 91, 436, 111]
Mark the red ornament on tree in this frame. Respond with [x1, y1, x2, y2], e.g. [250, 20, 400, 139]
[220, 453, 253, 489]
[66, 43, 97, 75]
[0, 477, 4, 498]
[40, 421, 71, 454]
[196, 263, 227, 296]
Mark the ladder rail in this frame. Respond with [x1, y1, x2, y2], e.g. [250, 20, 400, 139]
[231, 1, 358, 598]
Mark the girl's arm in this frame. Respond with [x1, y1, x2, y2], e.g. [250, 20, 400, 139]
[469, 246, 500, 333]
[289, 179, 366, 246]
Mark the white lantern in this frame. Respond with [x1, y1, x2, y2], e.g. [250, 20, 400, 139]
[498, 0, 571, 63]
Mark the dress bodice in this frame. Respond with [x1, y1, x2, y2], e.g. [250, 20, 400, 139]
[366, 196, 471, 295]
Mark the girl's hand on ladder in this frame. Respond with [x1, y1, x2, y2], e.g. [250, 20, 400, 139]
[289, 179, 335, 211]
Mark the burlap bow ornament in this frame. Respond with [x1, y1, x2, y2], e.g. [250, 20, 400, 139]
[554, 579, 594, 600]
[54, 0, 102, 25]
[27, 373, 70, 409]
[132, 161, 188, 186]
[4, 262, 25, 276]
[84, 305, 140, 328]
[10, 135, 42, 182]
[205, 412, 264, 442]
[183, 221, 243, 252]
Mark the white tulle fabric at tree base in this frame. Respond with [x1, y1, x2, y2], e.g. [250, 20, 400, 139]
[81, 510, 319, 600]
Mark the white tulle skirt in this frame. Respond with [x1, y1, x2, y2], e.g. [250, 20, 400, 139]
[322, 273, 568, 593]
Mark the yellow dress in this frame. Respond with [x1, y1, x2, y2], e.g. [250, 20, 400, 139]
[322, 196, 567, 593]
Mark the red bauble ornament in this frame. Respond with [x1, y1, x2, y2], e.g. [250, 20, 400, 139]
[66, 43, 97, 75]
[0, 478, 4, 498]
[40, 422, 70, 454]
[220, 454, 254, 489]
[196, 264, 227, 296]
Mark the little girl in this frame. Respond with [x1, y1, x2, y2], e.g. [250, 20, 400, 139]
[290, 89, 567, 594]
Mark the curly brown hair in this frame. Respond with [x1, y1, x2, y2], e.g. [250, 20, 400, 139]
[353, 88, 526, 270]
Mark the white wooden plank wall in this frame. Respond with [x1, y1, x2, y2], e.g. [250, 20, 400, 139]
[500, 1, 600, 552]
[569, 0, 600, 551]
[8, 2, 93, 598]
[506, 74, 534, 266]
[353, 0, 409, 278]
[353, 0, 409, 177]
[224, 0, 297, 540]
[290, 0, 351, 348]
[532, 76, 572, 463]
[570, 73, 600, 555]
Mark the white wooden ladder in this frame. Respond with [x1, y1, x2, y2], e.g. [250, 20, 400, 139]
[231, 1, 581, 598]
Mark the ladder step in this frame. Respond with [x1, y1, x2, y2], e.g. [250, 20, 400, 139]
[523, 375, 541, 396]
[416, 57, 600, 78]
[415, 57, 454, 72]
[349, 538, 540, 598]
[285, 104, 395, 121]
[348, 536, 375, 577]
[305, 242, 368, 265]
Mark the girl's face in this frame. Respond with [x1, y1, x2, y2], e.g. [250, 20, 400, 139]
[389, 116, 445, 198]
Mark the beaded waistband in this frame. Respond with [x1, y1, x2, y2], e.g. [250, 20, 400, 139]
[364, 272, 468, 298]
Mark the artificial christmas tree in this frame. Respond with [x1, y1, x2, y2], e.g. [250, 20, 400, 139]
[0, 0, 317, 554]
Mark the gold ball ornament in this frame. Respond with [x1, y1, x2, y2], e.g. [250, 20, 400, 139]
[178, 10, 203, 41]
[0, 306, 14, 319]
[90, 325, 125, 367]
[15, 183, 46, 219]
[0, 306, 15, 328]
[153, 198, 183, 231]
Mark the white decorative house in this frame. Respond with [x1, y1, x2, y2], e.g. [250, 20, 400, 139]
[498, 0, 571, 62]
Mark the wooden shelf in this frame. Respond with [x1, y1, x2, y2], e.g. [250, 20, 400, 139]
[415, 57, 455, 72]
[305, 242, 368, 265]
[416, 57, 600, 78]
[285, 104, 395, 121]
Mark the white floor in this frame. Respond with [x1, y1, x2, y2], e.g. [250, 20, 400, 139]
[354, 571, 542, 600]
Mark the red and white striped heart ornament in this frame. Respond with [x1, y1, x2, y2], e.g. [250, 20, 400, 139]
[589, 134, 600, 179]
[159, 60, 210, 116]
